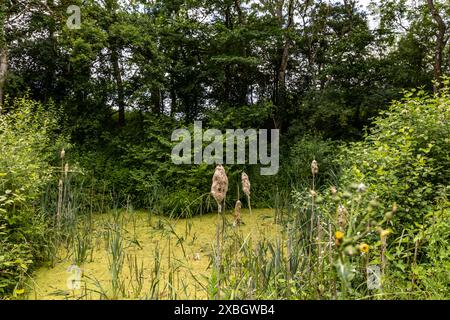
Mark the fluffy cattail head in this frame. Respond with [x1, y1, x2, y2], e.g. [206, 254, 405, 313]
[64, 163, 69, 177]
[311, 160, 319, 175]
[234, 200, 242, 226]
[211, 165, 228, 204]
[234, 200, 241, 217]
[60, 148, 65, 160]
[241, 172, 250, 196]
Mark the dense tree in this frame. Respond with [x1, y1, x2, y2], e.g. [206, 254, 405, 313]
[2, 0, 448, 138]
[427, 0, 449, 92]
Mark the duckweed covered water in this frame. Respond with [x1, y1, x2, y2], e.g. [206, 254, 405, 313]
[28, 208, 279, 300]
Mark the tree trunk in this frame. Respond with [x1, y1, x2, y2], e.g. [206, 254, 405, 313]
[111, 47, 125, 126]
[0, 3, 7, 110]
[151, 87, 161, 114]
[278, 0, 294, 100]
[0, 46, 7, 109]
[234, 0, 245, 24]
[427, 0, 448, 92]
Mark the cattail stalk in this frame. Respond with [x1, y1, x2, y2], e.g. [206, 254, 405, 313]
[56, 148, 66, 227]
[412, 238, 420, 286]
[328, 223, 333, 266]
[56, 179, 63, 227]
[233, 200, 242, 227]
[317, 213, 322, 267]
[211, 165, 228, 299]
[309, 160, 319, 271]
[380, 231, 388, 275]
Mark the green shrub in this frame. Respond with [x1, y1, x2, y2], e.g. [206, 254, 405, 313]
[281, 134, 340, 189]
[335, 83, 450, 295]
[339, 85, 449, 224]
[0, 97, 64, 295]
[75, 113, 280, 216]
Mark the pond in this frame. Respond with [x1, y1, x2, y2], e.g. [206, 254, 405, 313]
[28, 208, 279, 300]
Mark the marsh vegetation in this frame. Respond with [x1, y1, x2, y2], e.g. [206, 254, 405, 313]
[1, 0, 449, 300]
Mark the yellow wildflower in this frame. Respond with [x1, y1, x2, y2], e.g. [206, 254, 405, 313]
[359, 243, 369, 253]
[380, 229, 391, 239]
[14, 288, 25, 295]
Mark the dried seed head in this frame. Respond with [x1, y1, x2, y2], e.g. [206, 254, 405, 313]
[211, 164, 228, 206]
[60, 148, 65, 160]
[338, 204, 347, 229]
[330, 186, 337, 195]
[64, 163, 69, 177]
[356, 183, 367, 193]
[311, 160, 319, 175]
[234, 200, 242, 226]
[344, 245, 357, 256]
[241, 172, 250, 196]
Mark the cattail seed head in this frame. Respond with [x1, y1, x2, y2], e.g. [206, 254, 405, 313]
[211, 164, 228, 208]
[241, 172, 250, 196]
[64, 163, 69, 177]
[234, 200, 242, 226]
[311, 160, 319, 175]
[330, 186, 337, 195]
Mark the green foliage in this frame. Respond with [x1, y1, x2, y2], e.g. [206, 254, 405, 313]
[0, 97, 64, 295]
[332, 84, 450, 296]
[1, 0, 449, 300]
[281, 134, 340, 189]
[339, 85, 449, 224]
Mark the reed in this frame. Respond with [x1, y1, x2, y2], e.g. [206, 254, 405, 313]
[107, 221, 125, 299]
